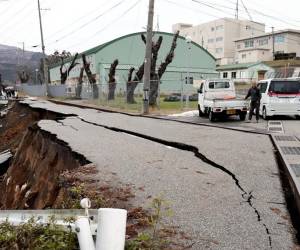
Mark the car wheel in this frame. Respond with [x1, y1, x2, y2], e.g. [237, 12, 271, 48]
[239, 112, 246, 121]
[209, 110, 216, 122]
[198, 105, 204, 117]
[262, 107, 269, 120]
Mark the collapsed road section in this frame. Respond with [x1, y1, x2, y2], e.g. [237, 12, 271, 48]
[0, 99, 299, 249]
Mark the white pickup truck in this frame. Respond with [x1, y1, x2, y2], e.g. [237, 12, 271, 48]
[197, 79, 248, 122]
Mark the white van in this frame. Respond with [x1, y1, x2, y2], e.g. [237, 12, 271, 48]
[258, 79, 300, 119]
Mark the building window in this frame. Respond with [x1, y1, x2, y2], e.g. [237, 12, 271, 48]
[211, 27, 215, 32]
[245, 40, 254, 48]
[215, 47, 223, 53]
[275, 35, 285, 43]
[231, 72, 237, 79]
[223, 72, 228, 78]
[242, 54, 246, 59]
[246, 25, 251, 30]
[216, 25, 223, 31]
[216, 37, 223, 42]
[258, 38, 268, 46]
[240, 71, 247, 78]
[208, 38, 214, 43]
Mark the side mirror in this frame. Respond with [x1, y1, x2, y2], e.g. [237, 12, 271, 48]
[198, 89, 203, 94]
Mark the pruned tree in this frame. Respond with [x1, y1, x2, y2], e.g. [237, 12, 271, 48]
[82, 53, 98, 99]
[76, 67, 84, 99]
[48, 50, 72, 65]
[126, 63, 144, 104]
[150, 31, 179, 105]
[60, 53, 79, 84]
[126, 31, 180, 105]
[17, 71, 30, 83]
[108, 59, 119, 100]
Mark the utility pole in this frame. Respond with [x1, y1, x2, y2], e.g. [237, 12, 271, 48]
[143, 0, 155, 114]
[271, 27, 275, 60]
[37, 0, 48, 94]
[235, 0, 239, 19]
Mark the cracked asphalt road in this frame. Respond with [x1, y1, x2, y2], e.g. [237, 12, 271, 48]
[22, 99, 297, 249]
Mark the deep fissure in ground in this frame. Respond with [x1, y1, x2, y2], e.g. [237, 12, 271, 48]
[2, 101, 300, 248]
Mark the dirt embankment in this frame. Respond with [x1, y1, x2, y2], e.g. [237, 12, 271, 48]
[1, 124, 90, 209]
[0, 102, 89, 209]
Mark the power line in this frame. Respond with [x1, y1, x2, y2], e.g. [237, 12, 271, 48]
[65, 0, 141, 51]
[164, 0, 300, 46]
[0, 0, 33, 33]
[46, 0, 127, 46]
[44, 0, 118, 40]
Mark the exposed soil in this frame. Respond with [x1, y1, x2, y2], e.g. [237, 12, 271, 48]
[0, 102, 57, 153]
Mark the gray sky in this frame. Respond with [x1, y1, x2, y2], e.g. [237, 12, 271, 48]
[0, 0, 299, 54]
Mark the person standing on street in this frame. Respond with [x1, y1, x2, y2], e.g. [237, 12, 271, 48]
[245, 82, 261, 122]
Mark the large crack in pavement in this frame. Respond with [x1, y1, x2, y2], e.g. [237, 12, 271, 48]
[59, 116, 272, 248]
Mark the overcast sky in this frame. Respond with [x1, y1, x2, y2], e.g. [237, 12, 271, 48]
[0, 0, 299, 54]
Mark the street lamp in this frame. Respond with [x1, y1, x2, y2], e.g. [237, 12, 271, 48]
[185, 36, 192, 108]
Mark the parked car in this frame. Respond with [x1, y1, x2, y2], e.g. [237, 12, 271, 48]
[258, 78, 300, 119]
[198, 79, 248, 121]
[163, 95, 180, 102]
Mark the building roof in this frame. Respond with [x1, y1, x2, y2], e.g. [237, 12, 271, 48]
[49, 31, 216, 69]
[234, 29, 300, 42]
[216, 62, 267, 71]
[264, 59, 300, 68]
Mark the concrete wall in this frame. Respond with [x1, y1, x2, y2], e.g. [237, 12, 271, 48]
[17, 84, 46, 97]
[48, 85, 67, 97]
[17, 84, 67, 98]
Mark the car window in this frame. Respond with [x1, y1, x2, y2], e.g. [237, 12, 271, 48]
[269, 81, 300, 94]
[208, 81, 230, 89]
[259, 82, 268, 93]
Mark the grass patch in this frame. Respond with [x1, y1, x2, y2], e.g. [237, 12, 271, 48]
[85, 96, 198, 114]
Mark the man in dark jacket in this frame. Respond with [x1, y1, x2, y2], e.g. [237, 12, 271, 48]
[245, 82, 261, 122]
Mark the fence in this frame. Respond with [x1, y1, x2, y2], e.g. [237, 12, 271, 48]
[16, 80, 200, 113]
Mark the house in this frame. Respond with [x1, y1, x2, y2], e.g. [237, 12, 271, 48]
[216, 62, 273, 84]
[234, 29, 300, 64]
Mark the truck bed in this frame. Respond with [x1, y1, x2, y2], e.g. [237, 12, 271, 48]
[204, 98, 248, 109]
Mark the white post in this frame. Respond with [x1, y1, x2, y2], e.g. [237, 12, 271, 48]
[96, 208, 127, 250]
[75, 216, 95, 250]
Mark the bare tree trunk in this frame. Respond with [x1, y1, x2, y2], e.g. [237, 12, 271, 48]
[126, 63, 144, 104]
[126, 67, 136, 104]
[158, 31, 180, 79]
[147, 31, 180, 106]
[82, 54, 98, 99]
[149, 74, 159, 106]
[60, 53, 79, 84]
[17, 71, 30, 83]
[108, 59, 119, 100]
[76, 67, 84, 99]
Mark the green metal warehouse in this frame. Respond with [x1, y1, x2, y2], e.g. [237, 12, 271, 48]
[49, 31, 217, 94]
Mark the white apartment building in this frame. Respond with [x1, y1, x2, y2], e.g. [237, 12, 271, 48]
[173, 18, 265, 65]
[234, 29, 300, 64]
